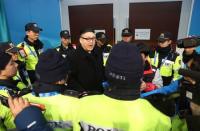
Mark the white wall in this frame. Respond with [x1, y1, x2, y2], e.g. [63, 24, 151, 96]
[60, 0, 193, 48]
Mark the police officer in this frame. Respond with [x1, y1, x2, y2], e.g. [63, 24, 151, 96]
[121, 28, 133, 43]
[149, 32, 182, 86]
[23, 49, 79, 130]
[8, 96, 52, 131]
[0, 42, 31, 90]
[17, 22, 44, 84]
[96, 32, 112, 66]
[74, 42, 172, 131]
[55, 30, 75, 58]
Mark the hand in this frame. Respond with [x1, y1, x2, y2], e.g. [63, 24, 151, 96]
[190, 102, 200, 116]
[140, 81, 147, 91]
[8, 97, 30, 118]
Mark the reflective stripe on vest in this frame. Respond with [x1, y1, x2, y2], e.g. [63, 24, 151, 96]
[103, 53, 110, 66]
[48, 120, 72, 129]
[150, 51, 174, 77]
[17, 42, 40, 70]
[32, 92, 60, 97]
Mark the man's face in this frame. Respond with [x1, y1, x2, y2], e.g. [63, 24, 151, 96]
[122, 36, 133, 43]
[26, 30, 40, 42]
[0, 58, 18, 79]
[184, 47, 195, 55]
[158, 40, 171, 48]
[61, 37, 71, 47]
[79, 32, 96, 52]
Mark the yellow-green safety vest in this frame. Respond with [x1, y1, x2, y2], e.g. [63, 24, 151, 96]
[150, 51, 182, 81]
[0, 89, 16, 130]
[102, 44, 112, 66]
[17, 42, 42, 70]
[23, 93, 80, 131]
[74, 95, 172, 131]
[12, 71, 31, 90]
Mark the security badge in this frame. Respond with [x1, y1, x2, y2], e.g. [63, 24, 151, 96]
[33, 23, 38, 28]
[162, 59, 173, 67]
[124, 29, 129, 33]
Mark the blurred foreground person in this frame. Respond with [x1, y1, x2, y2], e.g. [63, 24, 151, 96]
[74, 41, 171, 131]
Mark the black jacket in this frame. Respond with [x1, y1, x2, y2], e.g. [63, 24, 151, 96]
[55, 43, 75, 59]
[186, 115, 200, 131]
[68, 45, 104, 94]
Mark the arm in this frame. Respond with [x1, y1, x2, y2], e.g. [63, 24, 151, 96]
[141, 79, 180, 98]
[8, 97, 52, 131]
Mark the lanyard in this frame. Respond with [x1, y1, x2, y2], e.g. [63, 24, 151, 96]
[24, 42, 37, 58]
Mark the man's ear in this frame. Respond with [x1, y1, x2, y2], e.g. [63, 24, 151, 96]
[79, 37, 82, 44]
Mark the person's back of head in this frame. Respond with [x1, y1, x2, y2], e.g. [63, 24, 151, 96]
[105, 41, 143, 100]
[36, 49, 70, 85]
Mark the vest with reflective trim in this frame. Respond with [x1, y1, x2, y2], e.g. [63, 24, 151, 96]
[17, 42, 42, 70]
[0, 87, 16, 130]
[74, 95, 171, 131]
[23, 93, 79, 130]
[102, 44, 112, 66]
[12, 71, 31, 90]
[150, 51, 182, 81]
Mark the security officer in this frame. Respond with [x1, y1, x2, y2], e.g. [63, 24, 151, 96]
[149, 32, 182, 86]
[74, 42, 172, 131]
[55, 30, 75, 59]
[0, 50, 18, 130]
[0, 42, 31, 90]
[96, 32, 112, 66]
[121, 28, 133, 43]
[17, 22, 44, 84]
[8, 96, 53, 131]
[23, 49, 79, 130]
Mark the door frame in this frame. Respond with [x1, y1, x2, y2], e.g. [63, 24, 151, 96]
[60, 0, 194, 45]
